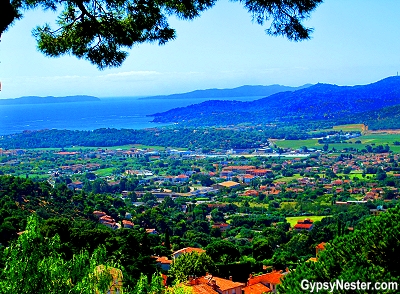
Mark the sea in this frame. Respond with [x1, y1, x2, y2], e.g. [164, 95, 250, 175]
[0, 96, 263, 136]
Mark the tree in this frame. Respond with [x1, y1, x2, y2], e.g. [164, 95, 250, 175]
[376, 168, 387, 181]
[169, 252, 216, 282]
[0, 214, 119, 294]
[1, 0, 322, 68]
[252, 238, 273, 261]
[206, 240, 241, 264]
[278, 206, 400, 293]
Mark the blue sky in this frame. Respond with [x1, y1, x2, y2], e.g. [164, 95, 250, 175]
[1, 0, 400, 98]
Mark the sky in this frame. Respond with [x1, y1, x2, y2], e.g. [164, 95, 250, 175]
[1, 0, 400, 98]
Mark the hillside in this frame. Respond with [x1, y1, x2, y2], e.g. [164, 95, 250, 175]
[140, 84, 312, 100]
[343, 104, 400, 130]
[149, 76, 400, 126]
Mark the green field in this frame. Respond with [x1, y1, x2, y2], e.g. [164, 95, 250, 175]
[332, 124, 364, 132]
[286, 215, 327, 227]
[274, 174, 302, 183]
[275, 132, 400, 153]
[94, 167, 115, 176]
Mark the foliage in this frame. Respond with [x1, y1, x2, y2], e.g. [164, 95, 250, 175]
[169, 252, 216, 282]
[206, 240, 241, 264]
[0, 214, 117, 294]
[278, 206, 400, 293]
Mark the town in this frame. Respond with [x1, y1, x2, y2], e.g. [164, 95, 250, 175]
[0, 131, 398, 292]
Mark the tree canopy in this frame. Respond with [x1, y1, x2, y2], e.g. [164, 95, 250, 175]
[1, 0, 322, 68]
[278, 206, 400, 293]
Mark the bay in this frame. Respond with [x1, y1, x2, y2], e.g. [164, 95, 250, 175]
[0, 96, 263, 135]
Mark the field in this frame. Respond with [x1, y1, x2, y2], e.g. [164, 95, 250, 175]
[94, 167, 115, 176]
[274, 174, 302, 183]
[332, 124, 365, 132]
[286, 215, 328, 227]
[274, 131, 400, 153]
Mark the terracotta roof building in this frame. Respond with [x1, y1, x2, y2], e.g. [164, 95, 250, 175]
[173, 247, 206, 259]
[247, 271, 286, 293]
[293, 218, 314, 231]
[242, 282, 272, 294]
[188, 275, 245, 294]
[213, 181, 241, 190]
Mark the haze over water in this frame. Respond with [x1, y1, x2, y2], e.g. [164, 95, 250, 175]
[0, 96, 261, 136]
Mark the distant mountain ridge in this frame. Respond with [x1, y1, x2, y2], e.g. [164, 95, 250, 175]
[0, 95, 100, 105]
[140, 84, 312, 100]
[149, 76, 400, 127]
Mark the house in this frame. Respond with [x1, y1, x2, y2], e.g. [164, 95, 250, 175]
[246, 169, 273, 177]
[94, 211, 120, 230]
[244, 190, 259, 196]
[370, 205, 387, 216]
[220, 170, 234, 180]
[175, 174, 189, 183]
[316, 242, 326, 256]
[67, 181, 83, 190]
[187, 275, 244, 294]
[172, 247, 206, 259]
[93, 211, 107, 218]
[122, 220, 134, 229]
[212, 223, 231, 232]
[246, 271, 286, 293]
[293, 218, 314, 231]
[241, 174, 255, 184]
[308, 242, 327, 262]
[213, 181, 241, 190]
[154, 256, 172, 271]
[242, 283, 272, 294]
[99, 215, 120, 230]
[146, 228, 158, 235]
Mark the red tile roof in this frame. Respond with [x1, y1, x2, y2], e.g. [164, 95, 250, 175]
[192, 276, 244, 292]
[248, 271, 284, 286]
[155, 256, 172, 264]
[293, 223, 313, 230]
[243, 282, 272, 294]
[173, 247, 205, 256]
[192, 284, 218, 294]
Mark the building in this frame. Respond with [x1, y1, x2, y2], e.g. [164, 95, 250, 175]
[246, 271, 287, 293]
[242, 283, 272, 294]
[293, 218, 314, 231]
[146, 228, 158, 235]
[212, 223, 231, 232]
[154, 256, 172, 271]
[316, 242, 326, 256]
[370, 205, 387, 216]
[308, 242, 327, 262]
[213, 181, 241, 190]
[188, 275, 244, 294]
[172, 247, 206, 259]
[122, 220, 134, 229]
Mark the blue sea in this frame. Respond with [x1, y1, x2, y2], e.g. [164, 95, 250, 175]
[0, 96, 263, 135]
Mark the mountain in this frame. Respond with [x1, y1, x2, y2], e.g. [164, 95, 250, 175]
[0, 95, 100, 105]
[343, 104, 400, 130]
[139, 84, 312, 100]
[149, 76, 400, 126]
